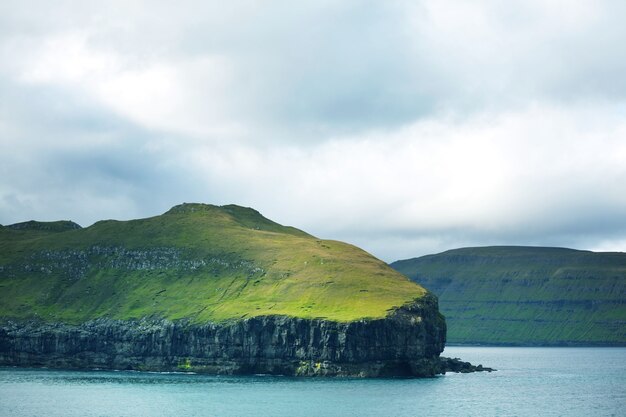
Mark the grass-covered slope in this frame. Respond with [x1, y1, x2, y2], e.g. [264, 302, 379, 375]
[0, 203, 426, 324]
[391, 246, 626, 346]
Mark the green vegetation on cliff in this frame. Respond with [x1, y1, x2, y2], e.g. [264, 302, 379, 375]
[0, 203, 426, 324]
[391, 246, 626, 346]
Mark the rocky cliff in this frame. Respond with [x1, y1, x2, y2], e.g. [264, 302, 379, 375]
[0, 295, 448, 377]
[0, 204, 484, 377]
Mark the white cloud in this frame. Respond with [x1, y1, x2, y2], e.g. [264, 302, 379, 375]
[1, 0, 625, 261]
[168, 101, 626, 259]
[7, 30, 243, 139]
[405, 0, 626, 109]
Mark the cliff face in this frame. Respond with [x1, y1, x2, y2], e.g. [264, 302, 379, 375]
[0, 204, 459, 376]
[0, 295, 446, 377]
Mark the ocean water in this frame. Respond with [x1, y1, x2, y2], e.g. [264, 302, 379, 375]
[0, 347, 624, 417]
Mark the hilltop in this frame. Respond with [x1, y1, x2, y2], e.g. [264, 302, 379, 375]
[0, 203, 426, 324]
[391, 246, 626, 346]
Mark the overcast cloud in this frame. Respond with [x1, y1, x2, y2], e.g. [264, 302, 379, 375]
[1, 0, 625, 261]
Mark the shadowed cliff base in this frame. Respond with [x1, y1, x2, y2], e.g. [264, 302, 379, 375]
[0, 300, 492, 377]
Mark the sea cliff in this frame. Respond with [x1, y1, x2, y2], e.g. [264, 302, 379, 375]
[0, 296, 454, 377]
[0, 204, 490, 376]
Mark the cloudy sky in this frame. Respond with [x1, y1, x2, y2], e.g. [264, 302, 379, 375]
[1, 0, 625, 261]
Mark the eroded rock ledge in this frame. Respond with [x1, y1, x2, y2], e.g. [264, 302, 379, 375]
[0, 295, 491, 377]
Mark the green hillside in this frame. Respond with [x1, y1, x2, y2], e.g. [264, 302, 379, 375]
[0, 203, 426, 324]
[391, 246, 626, 346]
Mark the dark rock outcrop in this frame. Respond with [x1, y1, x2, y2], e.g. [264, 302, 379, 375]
[0, 295, 457, 377]
[437, 357, 494, 373]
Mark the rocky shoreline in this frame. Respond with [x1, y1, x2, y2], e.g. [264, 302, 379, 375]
[0, 295, 491, 377]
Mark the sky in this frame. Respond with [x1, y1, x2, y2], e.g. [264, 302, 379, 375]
[1, 0, 625, 261]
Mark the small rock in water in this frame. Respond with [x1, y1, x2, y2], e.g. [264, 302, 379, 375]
[438, 357, 495, 373]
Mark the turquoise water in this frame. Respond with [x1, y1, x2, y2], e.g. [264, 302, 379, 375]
[1, 347, 624, 416]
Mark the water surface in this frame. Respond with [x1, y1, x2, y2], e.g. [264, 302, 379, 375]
[1, 347, 624, 416]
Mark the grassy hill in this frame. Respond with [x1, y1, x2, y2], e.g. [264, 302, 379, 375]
[391, 246, 626, 346]
[0, 203, 426, 324]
